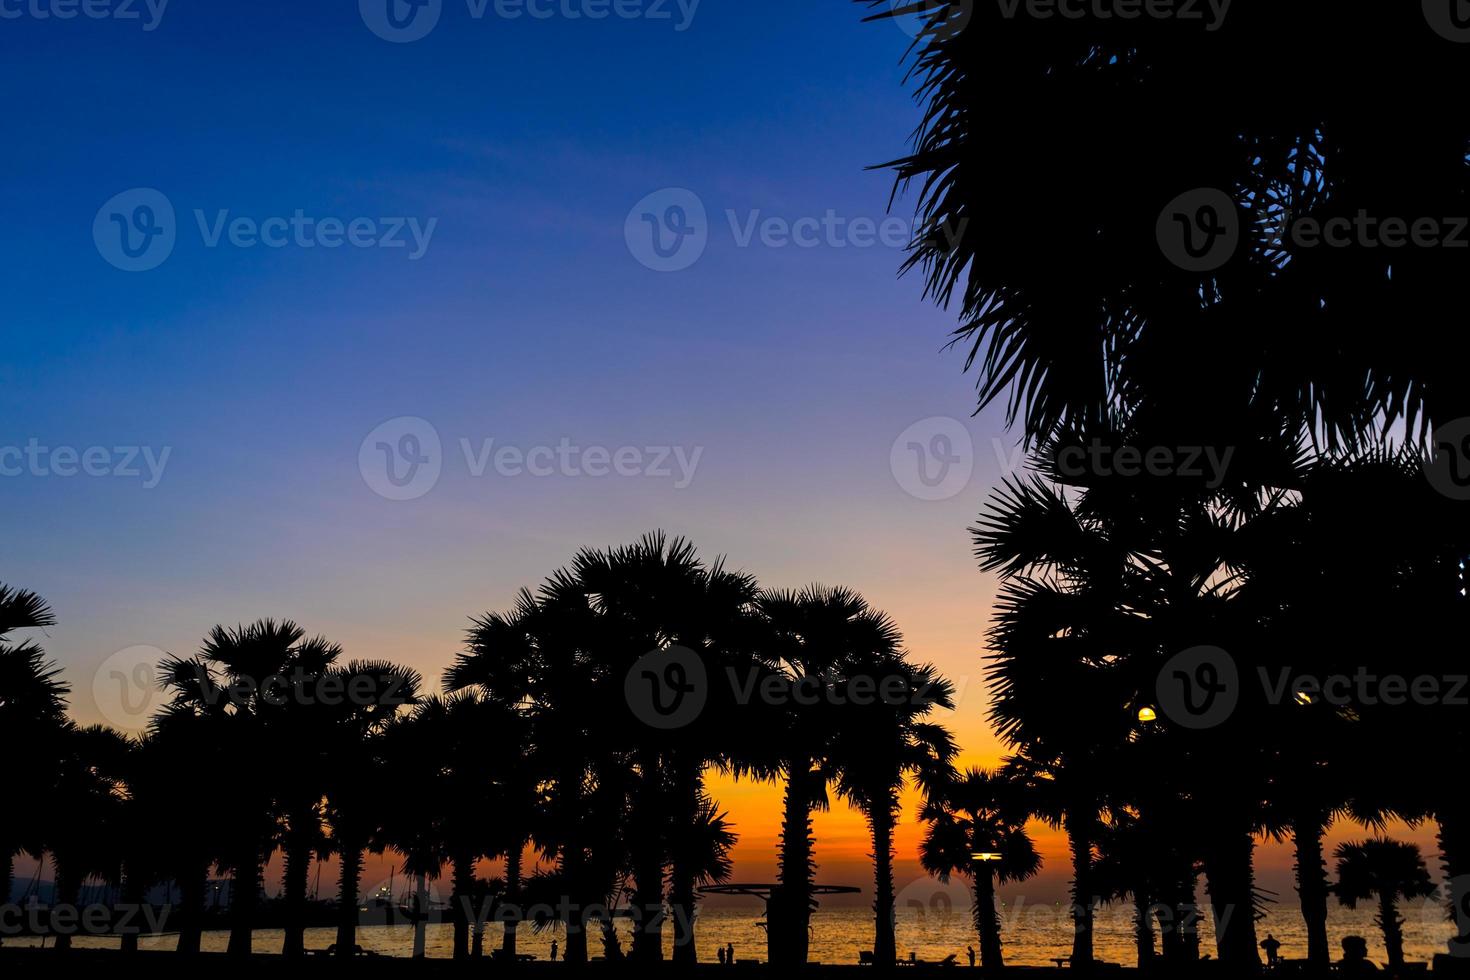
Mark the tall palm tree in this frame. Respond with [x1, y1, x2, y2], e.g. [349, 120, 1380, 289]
[756, 585, 898, 967]
[1333, 839, 1437, 970]
[918, 767, 1041, 970]
[0, 584, 67, 917]
[831, 654, 956, 968]
[568, 532, 763, 965]
[45, 724, 133, 952]
[322, 660, 422, 958]
[449, 578, 613, 965]
[158, 619, 334, 958]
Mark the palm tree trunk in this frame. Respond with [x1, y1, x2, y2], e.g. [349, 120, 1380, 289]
[971, 867, 1004, 969]
[450, 852, 475, 960]
[411, 872, 428, 959]
[227, 853, 260, 958]
[868, 795, 898, 968]
[175, 865, 206, 955]
[1203, 826, 1259, 968]
[1293, 813, 1331, 969]
[1063, 806, 1095, 968]
[1440, 809, 1470, 956]
[501, 840, 523, 959]
[119, 868, 146, 955]
[335, 844, 363, 957]
[280, 827, 312, 958]
[1133, 891, 1155, 968]
[669, 760, 704, 966]
[51, 856, 79, 952]
[1377, 893, 1405, 969]
[560, 847, 589, 965]
[771, 760, 815, 967]
[629, 749, 665, 964]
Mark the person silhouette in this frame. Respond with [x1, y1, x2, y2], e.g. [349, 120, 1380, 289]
[550, 940, 558, 962]
[967, 945, 976, 968]
[1339, 935, 1379, 975]
[718, 946, 727, 966]
[1261, 933, 1281, 966]
[726, 942, 735, 965]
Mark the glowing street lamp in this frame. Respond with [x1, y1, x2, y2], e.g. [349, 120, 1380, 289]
[971, 852, 1003, 863]
[1136, 706, 1158, 723]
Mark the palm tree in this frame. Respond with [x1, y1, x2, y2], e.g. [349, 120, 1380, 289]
[1333, 839, 1437, 970]
[831, 653, 956, 968]
[133, 713, 220, 955]
[45, 724, 133, 952]
[322, 660, 422, 958]
[449, 579, 613, 965]
[756, 585, 897, 967]
[0, 584, 67, 917]
[919, 768, 1041, 970]
[158, 619, 335, 958]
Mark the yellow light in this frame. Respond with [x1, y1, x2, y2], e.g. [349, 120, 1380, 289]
[1295, 692, 1313, 705]
[1137, 706, 1158, 723]
[971, 852, 1003, 862]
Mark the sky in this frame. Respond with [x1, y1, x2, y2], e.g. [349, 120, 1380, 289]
[1, 0, 1437, 907]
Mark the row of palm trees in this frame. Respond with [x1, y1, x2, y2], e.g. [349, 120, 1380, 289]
[1, 534, 960, 967]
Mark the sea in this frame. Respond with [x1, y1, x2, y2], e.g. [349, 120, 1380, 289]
[6, 900, 1460, 967]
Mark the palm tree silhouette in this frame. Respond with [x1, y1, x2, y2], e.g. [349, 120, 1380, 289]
[756, 585, 899, 967]
[831, 652, 956, 968]
[0, 584, 66, 918]
[919, 767, 1040, 970]
[322, 660, 422, 958]
[1333, 839, 1438, 970]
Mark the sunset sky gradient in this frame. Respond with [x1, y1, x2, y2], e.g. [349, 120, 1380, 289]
[2, 0, 1436, 905]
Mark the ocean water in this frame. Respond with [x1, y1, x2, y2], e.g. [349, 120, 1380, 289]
[8, 899, 1459, 967]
